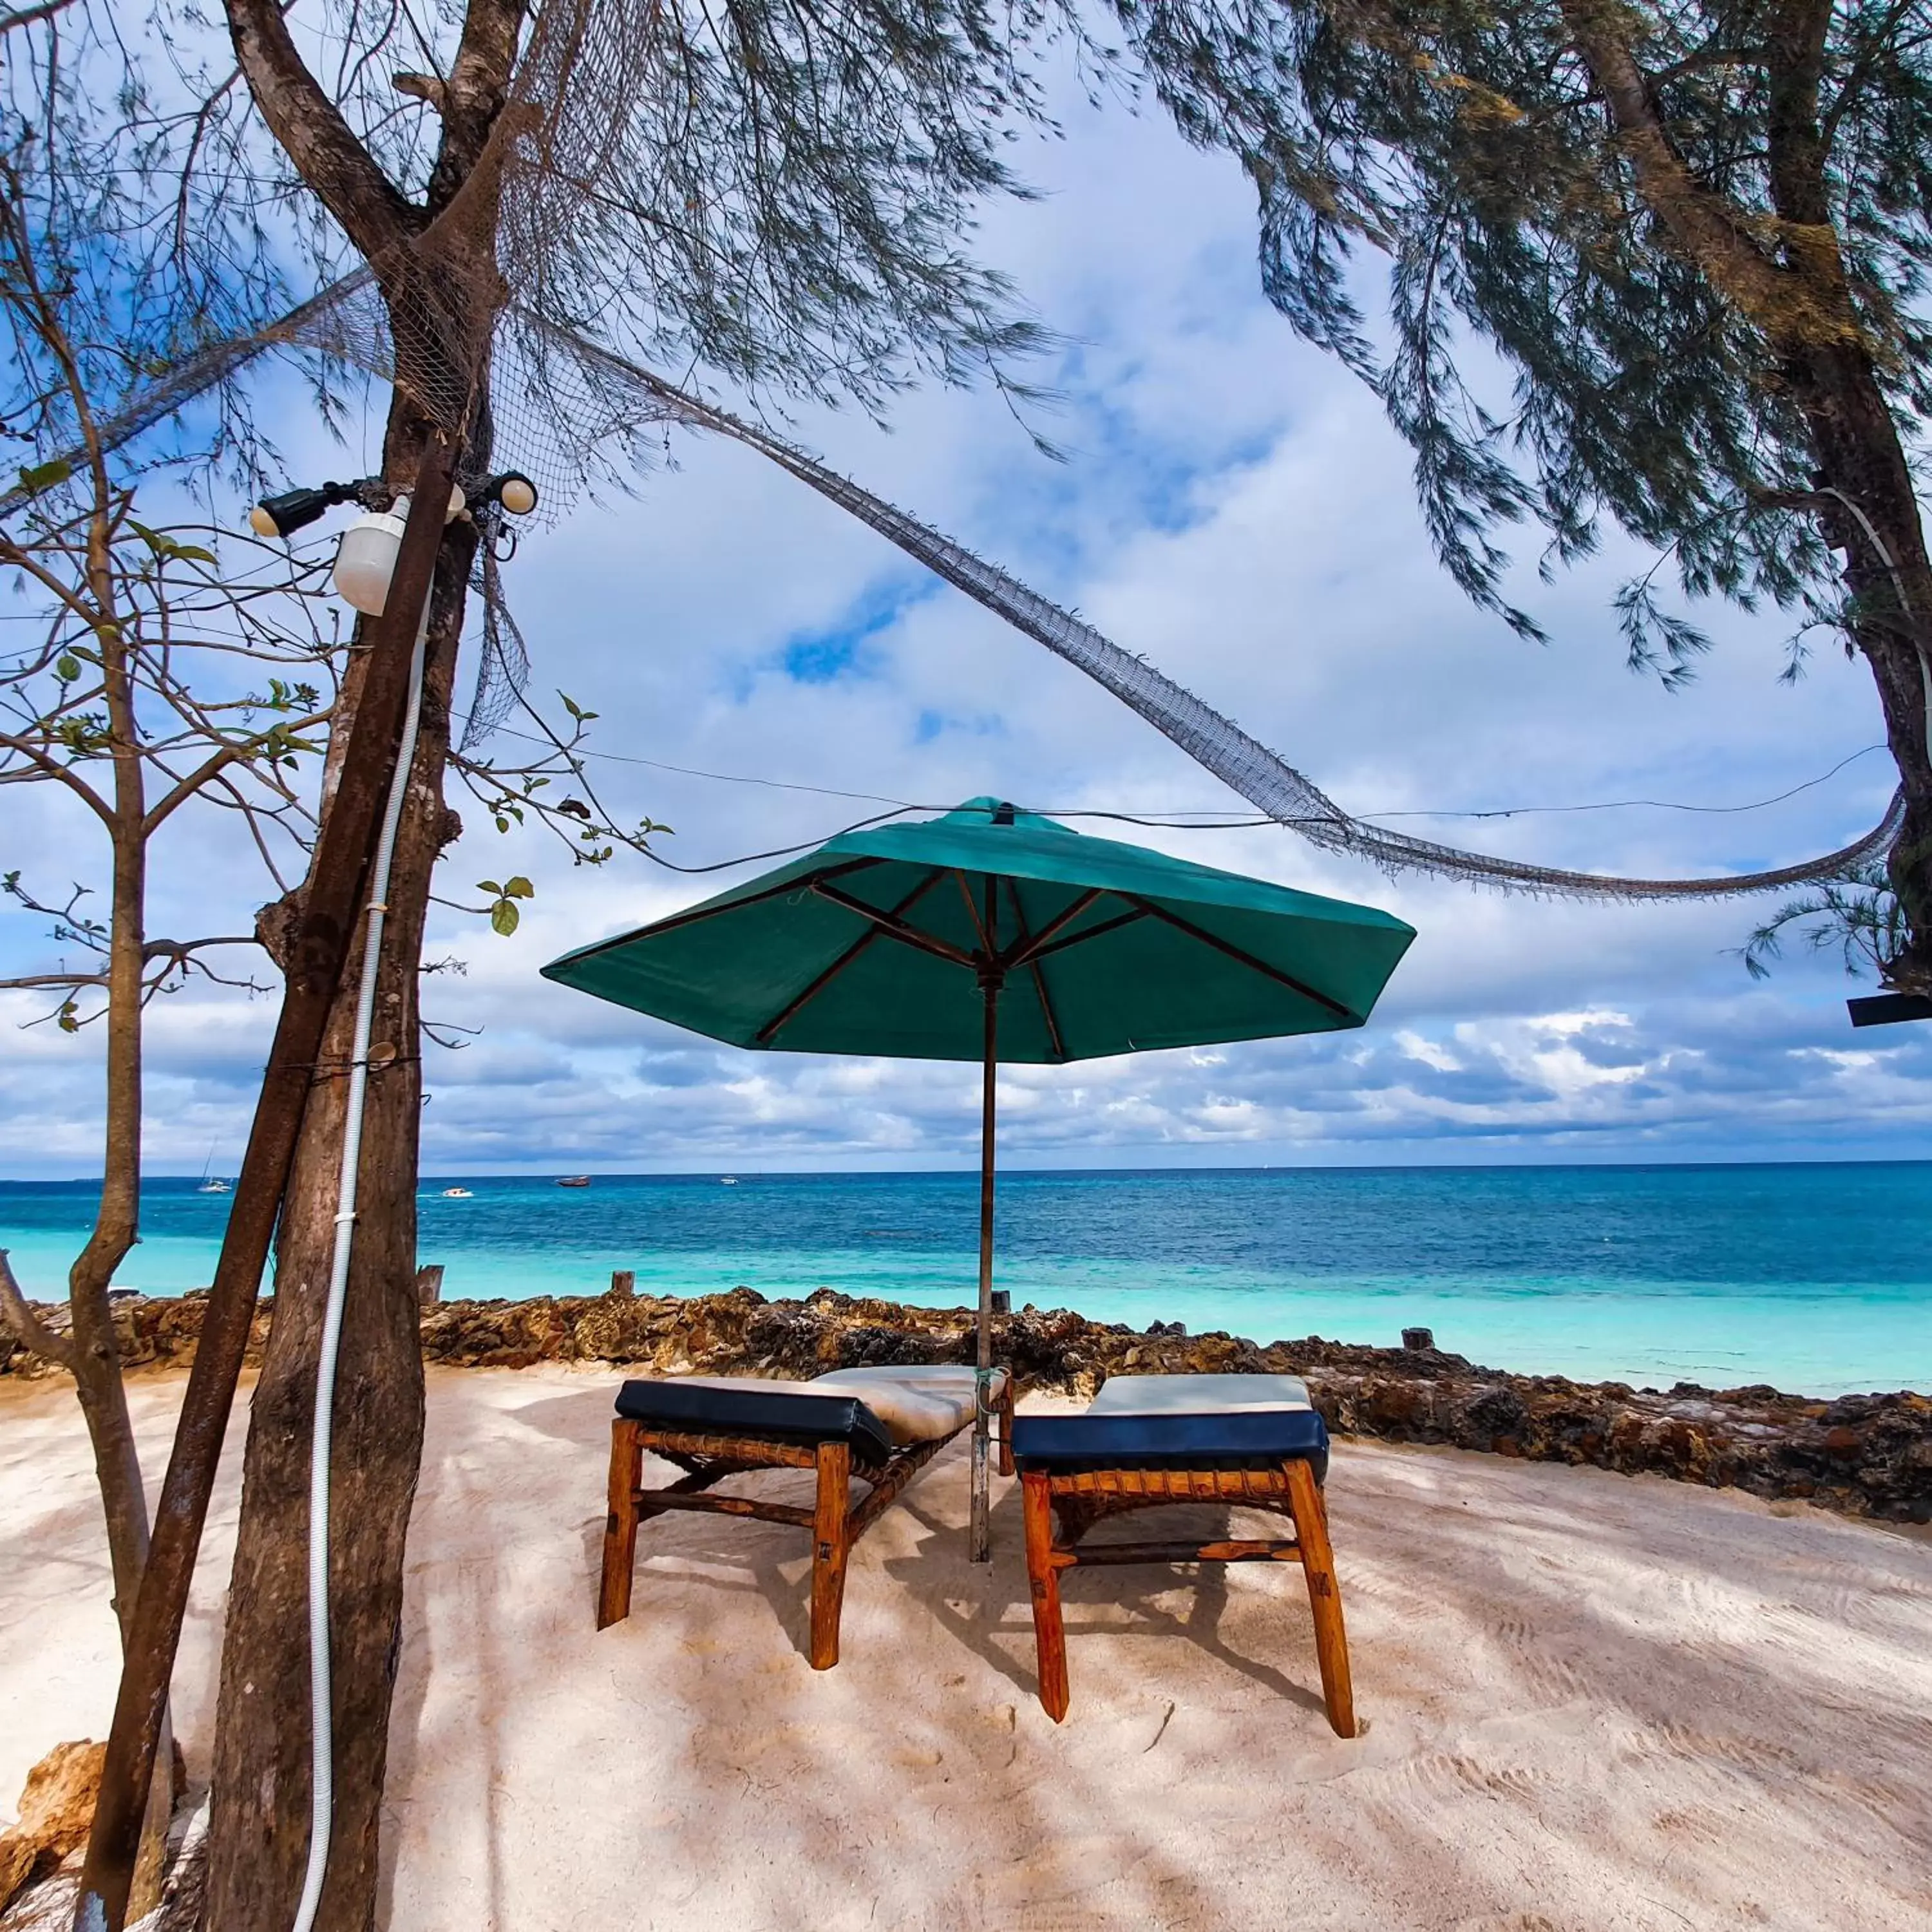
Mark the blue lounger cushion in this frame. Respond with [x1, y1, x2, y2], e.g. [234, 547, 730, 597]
[615, 1378, 896, 1465]
[1010, 1407, 1329, 1481]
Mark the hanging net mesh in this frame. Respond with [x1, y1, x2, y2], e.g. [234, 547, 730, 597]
[0, 18, 1899, 902]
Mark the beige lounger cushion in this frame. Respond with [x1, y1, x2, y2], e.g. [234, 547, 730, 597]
[810, 1365, 1009, 1444]
[663, 1367, 1007, 1447]
[1086, 1372, 1312, 1416]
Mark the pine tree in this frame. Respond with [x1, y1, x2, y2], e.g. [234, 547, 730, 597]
[1119, 0, 1932, 978]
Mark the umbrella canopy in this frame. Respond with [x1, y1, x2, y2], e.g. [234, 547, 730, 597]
[542, 798, 1416, 1060]
[542, 798, 1416, 1560]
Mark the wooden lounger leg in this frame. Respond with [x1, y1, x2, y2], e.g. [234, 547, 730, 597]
[1021, 1472, 1070, 1722]
[996, 1372, 1016, 1479]
[1285, 1458, 1356, 1738]
[598, 1418, 645, 1630]
[810, 1440, 853, 1670]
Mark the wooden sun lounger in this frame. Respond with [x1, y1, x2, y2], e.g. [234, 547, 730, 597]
[598, 1366, 1016, 1669]
[1010, 1374, 1355, 1736]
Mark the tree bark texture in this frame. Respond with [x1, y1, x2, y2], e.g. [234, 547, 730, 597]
[66, 526, 176, 1917]
[1570, 0, 1932, 982]
[203, 493, 473, 1931]
[1757, 0, 1932, 981]
[203, 0, 522, 1913]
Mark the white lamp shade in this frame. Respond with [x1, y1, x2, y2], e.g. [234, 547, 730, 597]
[332, 511, 405, 615]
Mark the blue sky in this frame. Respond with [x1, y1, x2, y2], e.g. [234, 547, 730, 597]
[3, 79, 1927, 1176]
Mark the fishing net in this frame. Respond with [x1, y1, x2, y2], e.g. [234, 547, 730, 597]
[4, 269, 1899, 895]
[507, 323, 1906, 900]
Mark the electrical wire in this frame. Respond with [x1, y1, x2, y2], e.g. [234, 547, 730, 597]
[467, 721, 1893, 873]
[637, 806, 922, 875]
[1356, 744, 1888, 821]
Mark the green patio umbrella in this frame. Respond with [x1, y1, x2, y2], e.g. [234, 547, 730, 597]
[542, 798, 1416, 1558]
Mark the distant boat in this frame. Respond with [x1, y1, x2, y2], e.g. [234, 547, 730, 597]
[719, 1176, 739, 1186]
[198, 1178, 231, 1195]
[440, 1187, 474, 1199]
[555, 1175, 591, 1188]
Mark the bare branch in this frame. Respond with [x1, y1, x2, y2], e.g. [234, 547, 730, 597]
[0, 1248, 75, 1371]
[1558, 0, 1857, 347]
[0, 0, 73, 33]
[223, 0, 422, 262]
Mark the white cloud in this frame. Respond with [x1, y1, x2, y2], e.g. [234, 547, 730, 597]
[1, 79, 1923, 1179]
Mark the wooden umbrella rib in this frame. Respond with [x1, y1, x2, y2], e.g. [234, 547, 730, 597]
[755, 927, 882, 1044]
[1005, 878, 1066, 1061]
[1001, 886, 1105, 967]
[758, 871, 949, 1043]
[810, 880, 980, 969]
[1016, 902, 1148, 965]
[1126, 897, 1355, 1019]
[952, 868, 994, 954]
[560, 856, 885, 963]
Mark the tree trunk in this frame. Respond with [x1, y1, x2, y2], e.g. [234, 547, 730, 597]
[1790, 343, 1932, 985]
[202, 2, 518, 1915]
[66, 601, 177, 1918]
[203, 461, 472, 1930]
[1756, 1, 1932, 983]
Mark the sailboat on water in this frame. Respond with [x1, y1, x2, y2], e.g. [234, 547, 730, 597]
[197, 1147, 231, 1195]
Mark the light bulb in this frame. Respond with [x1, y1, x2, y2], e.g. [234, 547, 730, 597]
[332, 509, 406, 615]
[498, 473, 538, 516]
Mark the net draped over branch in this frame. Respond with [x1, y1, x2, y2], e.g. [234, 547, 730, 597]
[4, 274, 1897, 900]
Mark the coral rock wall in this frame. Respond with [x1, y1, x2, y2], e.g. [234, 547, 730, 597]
[5, 1286, 1927, 1522]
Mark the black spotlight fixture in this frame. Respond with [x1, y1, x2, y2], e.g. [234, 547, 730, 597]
[248, 478, 376, 539]
[475, 470, 539, 516]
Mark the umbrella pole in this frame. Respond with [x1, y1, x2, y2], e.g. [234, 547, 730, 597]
[971, 970, 999, 1563]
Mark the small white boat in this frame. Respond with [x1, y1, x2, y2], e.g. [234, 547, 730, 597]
[198, 1178, 231, 1195]
[555, 1175, 591, 1188]
[719, 1176, 739, 1186]
[440, 1187, 474, 1199]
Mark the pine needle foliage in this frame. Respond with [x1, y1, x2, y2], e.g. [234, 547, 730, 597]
[1117, 0, 1932, 659]
[1742, 859, 1910, 980]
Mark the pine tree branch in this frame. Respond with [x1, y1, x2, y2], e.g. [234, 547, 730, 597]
[0, 0, 73, 33]
[1558, 0, 1855, 347]
[222, 0, 422, 263]
[0, 1248, 75, 1370]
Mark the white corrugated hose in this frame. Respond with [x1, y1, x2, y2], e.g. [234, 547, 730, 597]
[290, 594, 431, 1932]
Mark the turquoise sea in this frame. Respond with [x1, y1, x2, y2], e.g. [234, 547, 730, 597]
[3, 1164, 1929, 1397]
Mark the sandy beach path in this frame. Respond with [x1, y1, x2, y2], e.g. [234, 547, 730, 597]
[3, 1365, 1928, 1931]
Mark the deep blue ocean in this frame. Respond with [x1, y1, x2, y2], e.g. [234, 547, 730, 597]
[4, 1164, 1929, 1396]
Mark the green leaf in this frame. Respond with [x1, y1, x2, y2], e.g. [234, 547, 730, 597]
[489, 899, 520, 937]
[476, 879, 504, 896]
[16, 459, 71, 496]
[129, 520, 216, 566]
[56, 999, 79, 1033]
[504, 876, 535, 898]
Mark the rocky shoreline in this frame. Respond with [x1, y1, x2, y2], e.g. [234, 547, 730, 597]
[5, 1284, 1928, 1522]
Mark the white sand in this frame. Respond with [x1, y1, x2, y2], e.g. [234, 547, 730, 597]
[3, 1365, 1929, 1931]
